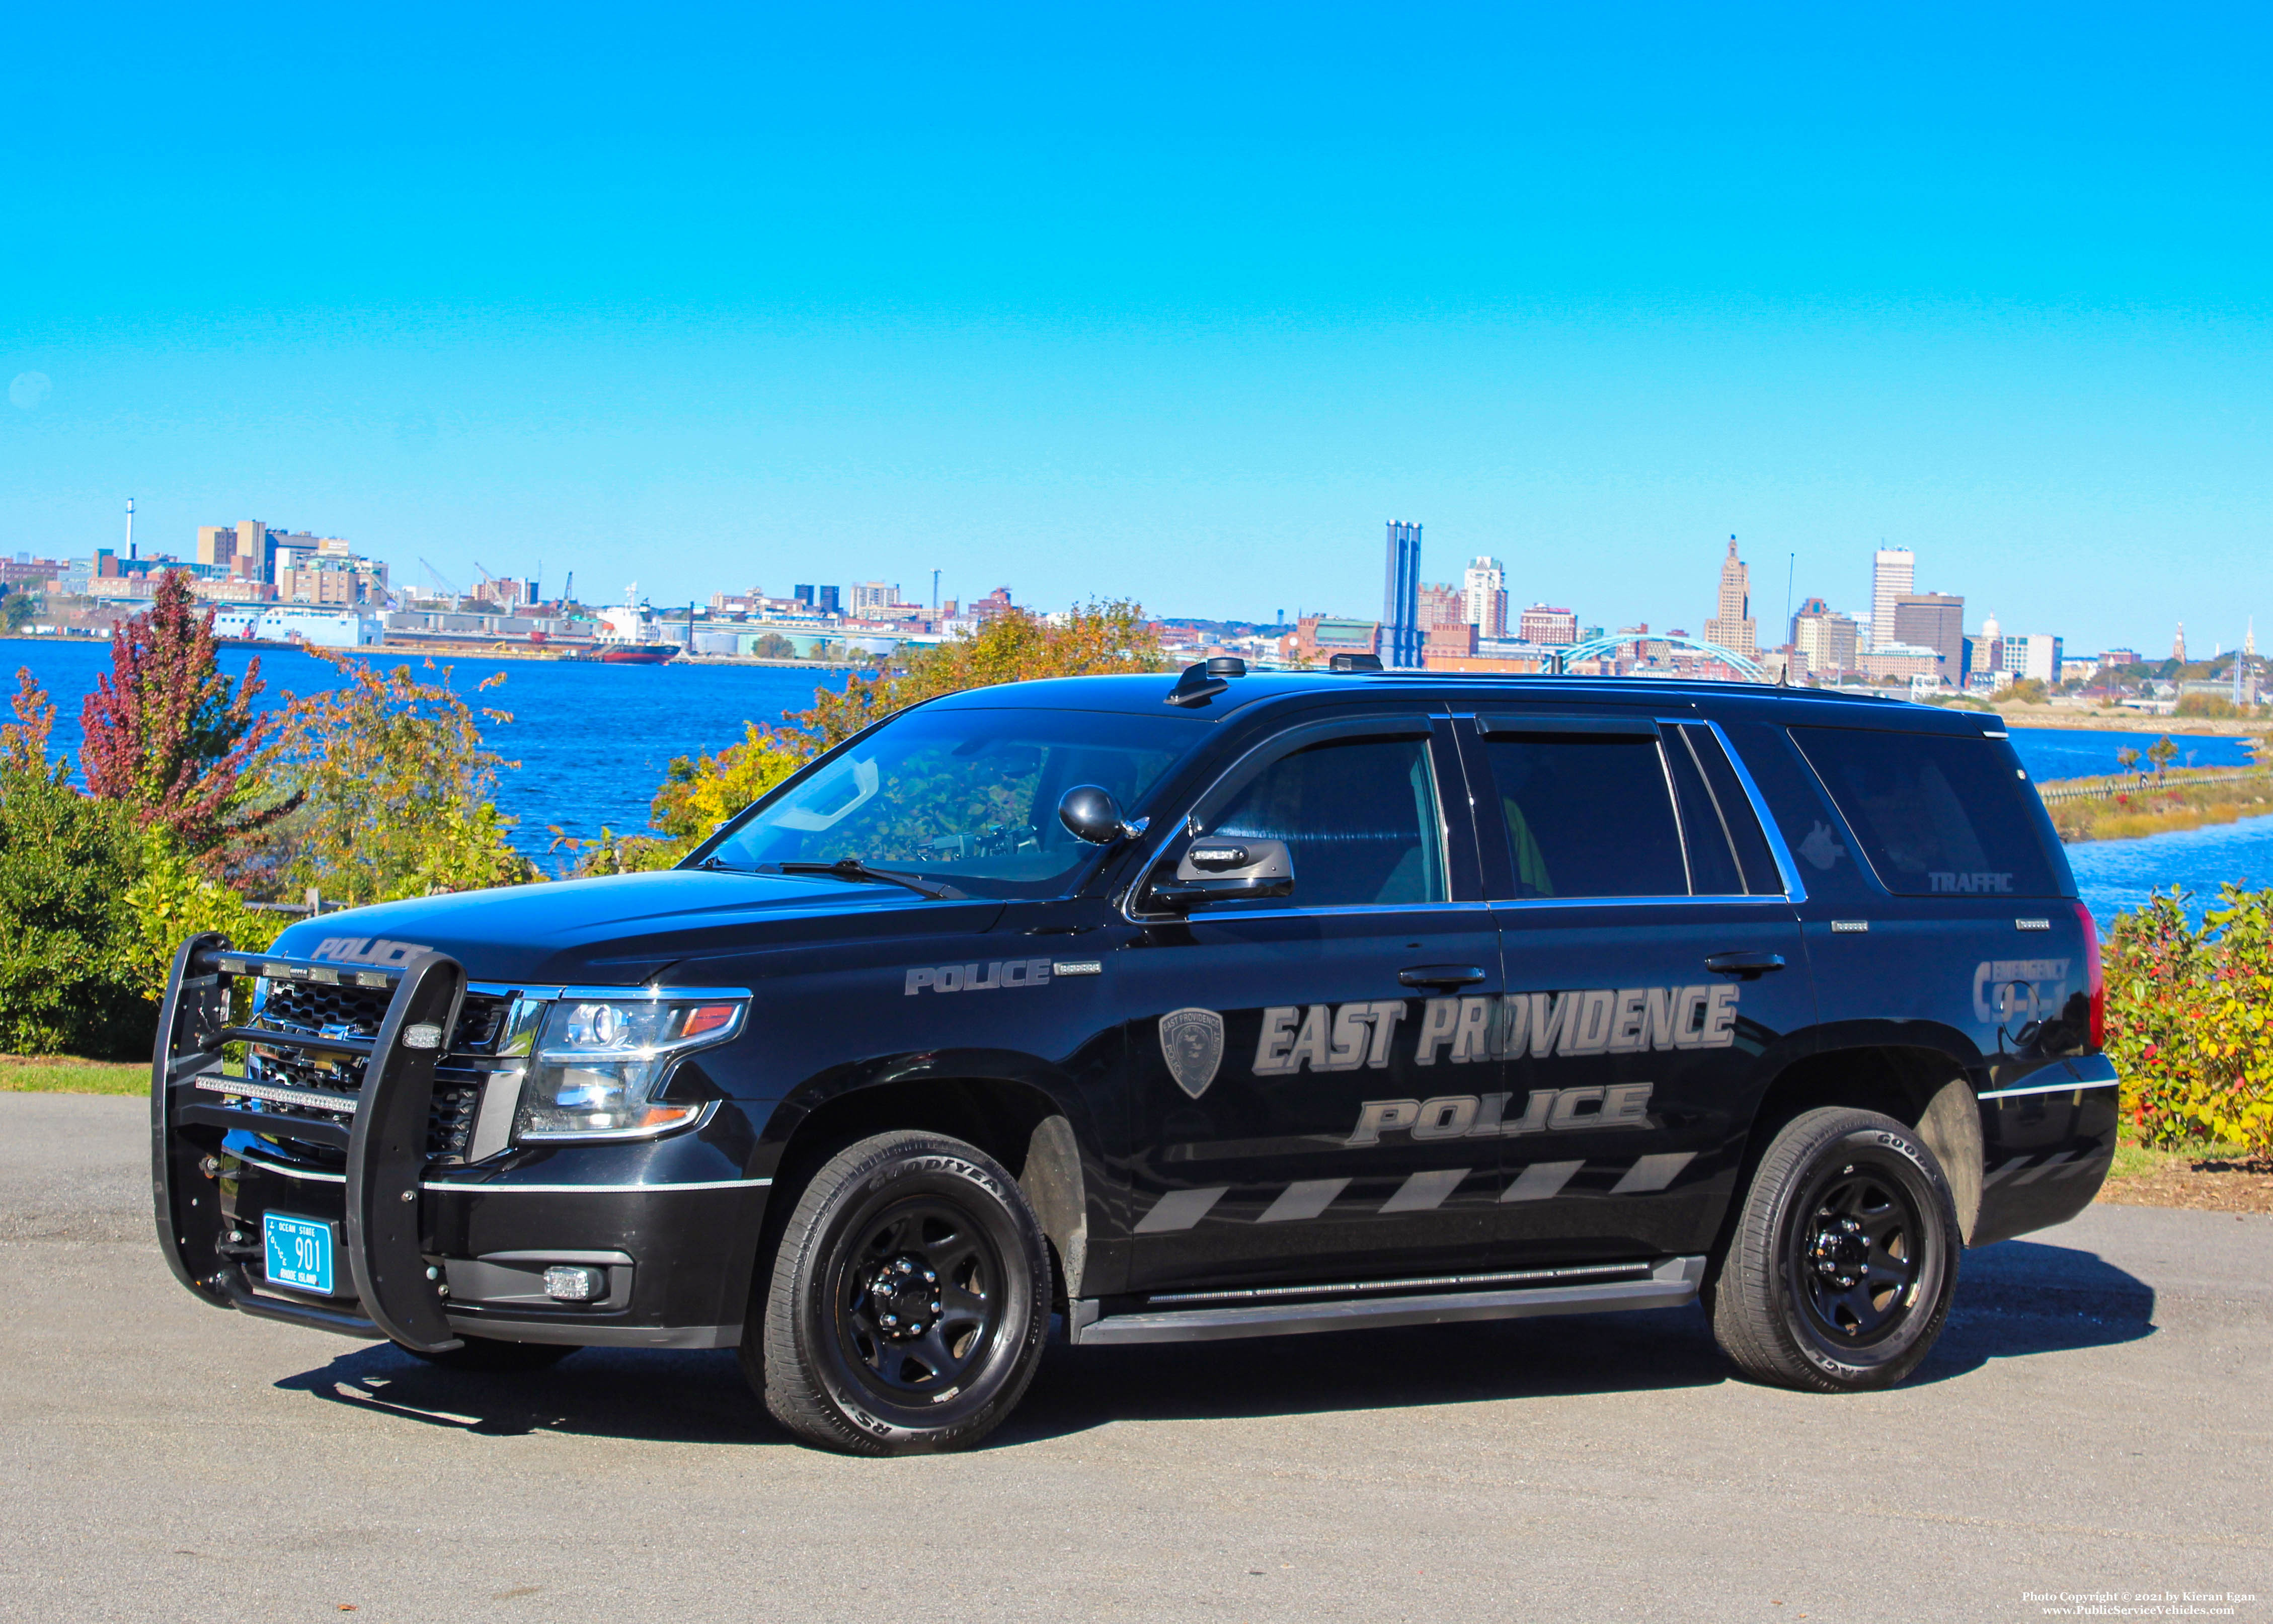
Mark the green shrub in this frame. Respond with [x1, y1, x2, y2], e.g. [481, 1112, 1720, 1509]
[2103, 885, 2273, 1155]
[0, 770, 152, 1059]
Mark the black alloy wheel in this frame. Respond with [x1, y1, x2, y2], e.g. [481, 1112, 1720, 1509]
[1705, 1106, 1961, 1393]
[1789, 1160, 1924, 1348]
[749, 1130, 1051, 1455]
[835, 1197, 1005, 1406]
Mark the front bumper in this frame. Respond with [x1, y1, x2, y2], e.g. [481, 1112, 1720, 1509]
[152, 936, 767, 1352]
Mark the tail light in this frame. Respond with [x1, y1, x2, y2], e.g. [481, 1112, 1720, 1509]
[2075, 900, 2104, 1050]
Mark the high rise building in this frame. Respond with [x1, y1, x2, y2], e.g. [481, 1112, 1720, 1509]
[1702, 537, 1757, 657]
[1381, 522, 1423, 669]
[1893, 592, 1966, 686]
[850, 581, 899, 616]
[1461, 556, 1507, 639]
[1871, 548, 1915, 652]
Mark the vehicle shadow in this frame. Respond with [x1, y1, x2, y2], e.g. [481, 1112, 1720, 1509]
[268, 1238, 2154, 1450]
[1914, 1235, 2157, 1383]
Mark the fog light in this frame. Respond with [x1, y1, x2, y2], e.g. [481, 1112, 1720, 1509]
[543, 1265, 605, 1302]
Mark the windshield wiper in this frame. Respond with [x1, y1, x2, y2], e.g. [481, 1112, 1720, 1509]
[773, 859, 964, 901]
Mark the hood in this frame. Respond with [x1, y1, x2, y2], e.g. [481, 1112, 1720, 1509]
[267, 869, 1003, 986]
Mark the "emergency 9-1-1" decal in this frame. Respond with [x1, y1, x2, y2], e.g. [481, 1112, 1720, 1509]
[1251, 985, 1740, 1077]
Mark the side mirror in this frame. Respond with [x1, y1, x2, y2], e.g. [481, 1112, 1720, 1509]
[1147, 838, 1296, 911]
[1058, 785, 1141, 845]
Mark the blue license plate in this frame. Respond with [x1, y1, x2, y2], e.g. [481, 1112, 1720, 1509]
[264, 1212, 337, 1295]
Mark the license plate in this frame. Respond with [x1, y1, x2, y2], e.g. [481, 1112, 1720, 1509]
[264, 1212, 337, 1295]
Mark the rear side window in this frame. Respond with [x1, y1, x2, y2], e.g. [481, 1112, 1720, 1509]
[1480, 728, 1689, 899]
[1789, 726, 2065, 898]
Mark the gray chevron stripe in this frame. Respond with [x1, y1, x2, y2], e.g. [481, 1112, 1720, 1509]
[1134, 1185, 1229, 1233]
[1258, 1178, 1351, 1223]
[1501, 1160, 1584, 1203]
[1379, 1167, 1471, 1214]
[1610, 1152, 1696, 1195]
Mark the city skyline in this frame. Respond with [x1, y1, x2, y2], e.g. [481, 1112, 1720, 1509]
[5, 9, 2271, 652]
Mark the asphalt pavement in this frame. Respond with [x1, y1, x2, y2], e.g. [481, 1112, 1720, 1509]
[4, 1092, 2267, 1623]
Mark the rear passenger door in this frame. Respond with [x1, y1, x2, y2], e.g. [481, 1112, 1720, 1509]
[1461, 713, 1814, 1268]
[1115, 711, 1509, 1294]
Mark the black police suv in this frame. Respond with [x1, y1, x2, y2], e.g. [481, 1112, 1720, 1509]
[152, 664, 2117, 1454]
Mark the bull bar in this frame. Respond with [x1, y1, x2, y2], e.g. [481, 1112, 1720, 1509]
[150, 933, 471, 1353]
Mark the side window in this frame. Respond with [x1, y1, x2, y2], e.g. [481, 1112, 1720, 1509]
[1789, 726, 2069, 899]
[1673, 723, 1783, 895]
[1480, 728, 1689, 899]
[1662, 730, 1745, 895]
[1197, 734, 1446, 907]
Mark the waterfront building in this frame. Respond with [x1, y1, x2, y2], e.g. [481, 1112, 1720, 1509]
[1871, 548, 1915, 652]
[1286, 615, 1380, 664]
[1516, 604, 1577, 645]
[1417, 582, 1464, 631]
[1859, 643, 1942, 683]
[1702, 537, 1757, 658]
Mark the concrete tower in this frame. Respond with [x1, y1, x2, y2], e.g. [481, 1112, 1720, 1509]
[125, 496, 135, 562]
[1382, 521, 1423, 669]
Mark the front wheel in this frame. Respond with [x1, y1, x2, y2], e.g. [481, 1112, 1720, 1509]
[748, 1130, 1051, 1455]
[1706, 1106, 1961, 1393]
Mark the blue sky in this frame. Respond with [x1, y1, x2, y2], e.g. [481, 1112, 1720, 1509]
[3, 3, 2268, 652]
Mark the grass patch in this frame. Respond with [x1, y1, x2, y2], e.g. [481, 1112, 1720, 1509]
[2046, 775, 2273, 842]
[0, 1054, 147, 1095]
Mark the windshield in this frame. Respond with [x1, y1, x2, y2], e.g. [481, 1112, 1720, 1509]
[694, 706, 1205, 898]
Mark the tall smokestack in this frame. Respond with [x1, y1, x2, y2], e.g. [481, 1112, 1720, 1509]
[125, 497, 135, 561]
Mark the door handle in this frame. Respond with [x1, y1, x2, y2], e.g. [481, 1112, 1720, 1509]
[1704, 951, 1786, 978]
[1399, 965, 1488, 989]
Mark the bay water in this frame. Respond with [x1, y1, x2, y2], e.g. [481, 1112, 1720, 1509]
[5, 639, 2262, 920]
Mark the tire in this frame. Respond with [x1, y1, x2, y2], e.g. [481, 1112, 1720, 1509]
[401, 1335, 579, 1373]
[745, 1130, 1051, 1455]
[1705, 1106, 1961, 1393]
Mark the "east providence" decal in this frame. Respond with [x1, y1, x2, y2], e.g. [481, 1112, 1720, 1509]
[1252, 985, 1739, 1076]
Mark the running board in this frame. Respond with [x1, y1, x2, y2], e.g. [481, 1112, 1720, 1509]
[1068, 1255, 1705, 1346]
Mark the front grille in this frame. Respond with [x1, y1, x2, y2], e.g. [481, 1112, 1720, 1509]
[238, 986, 519, 1162]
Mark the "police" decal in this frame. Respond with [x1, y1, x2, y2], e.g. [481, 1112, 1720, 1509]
[905, 958, 1055, 995]
[1253, 985, 1739, 1076]
[1347, 1084, 1656, 1144]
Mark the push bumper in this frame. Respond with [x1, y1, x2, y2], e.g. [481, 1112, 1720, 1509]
[151, 937, 764, 1352]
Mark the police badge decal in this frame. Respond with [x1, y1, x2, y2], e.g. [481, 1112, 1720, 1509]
[1158, 1008, 1225, 1100]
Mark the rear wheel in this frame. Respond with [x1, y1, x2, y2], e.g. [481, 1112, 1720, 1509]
[746, 1130, 1051, 1455]
[400, 1335, 578, 1373]
[1706, 1107, 1960, 1392]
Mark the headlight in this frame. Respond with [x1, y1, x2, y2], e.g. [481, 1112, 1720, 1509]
[512, 996, 746, 1142]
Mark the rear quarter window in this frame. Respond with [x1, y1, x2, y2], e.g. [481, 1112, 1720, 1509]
[1788, 726, 2067, 899]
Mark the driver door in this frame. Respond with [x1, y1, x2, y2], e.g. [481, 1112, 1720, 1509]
[1113, 712, 1509, 1295]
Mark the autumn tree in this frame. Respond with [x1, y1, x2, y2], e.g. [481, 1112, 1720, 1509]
[80, 570, 286, 862]
[796, 601, 1167, 750]
[267, 653, 535, 905]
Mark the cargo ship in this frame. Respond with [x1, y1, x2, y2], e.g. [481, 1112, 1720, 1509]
[570, 590, 680, 664]
[572, 641, 676, 665]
